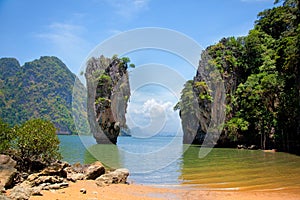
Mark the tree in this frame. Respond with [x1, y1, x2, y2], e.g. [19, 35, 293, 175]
[176, 0, 300, 153]
[13, 119, 61, 170]
[0, 56, 88, 135]
[258, 0, 300, 152]
[0, 119, 13, 153]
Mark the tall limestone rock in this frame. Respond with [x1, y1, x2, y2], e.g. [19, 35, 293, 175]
[176, 50, 225, 145]
[85, 55, 131, 144]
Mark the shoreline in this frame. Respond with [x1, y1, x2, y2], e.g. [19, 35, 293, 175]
[27, 180, 300, 200]
[3, 153, 300, 200]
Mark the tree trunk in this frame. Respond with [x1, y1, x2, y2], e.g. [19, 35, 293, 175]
[263, 132, 267, 150]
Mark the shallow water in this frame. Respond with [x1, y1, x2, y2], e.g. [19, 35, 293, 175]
[58, 135, 300, 191]
[180, 146, 300, 191]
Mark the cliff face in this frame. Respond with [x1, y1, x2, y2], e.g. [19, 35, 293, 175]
[85, 55, 130, 144]
[176, 50, 226, 145]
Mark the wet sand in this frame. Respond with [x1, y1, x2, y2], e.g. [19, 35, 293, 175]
[27, 180, 300, 200]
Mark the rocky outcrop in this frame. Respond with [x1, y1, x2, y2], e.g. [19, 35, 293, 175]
[85, 161, 105, 180]
[0, 194, 11, 200]
[177, 80, 211, 144]
[177, 50, 225, 145]
[64, 161, 105, 181]
[85, 55, 131, 144]
[9, 185, 33, 200]
[39, 161, 69, 177]
[1, 157, 129, 200]
[0, 155, 17, 190]
[96, 168, 129, 187]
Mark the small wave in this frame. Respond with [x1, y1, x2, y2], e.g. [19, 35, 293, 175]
[255, 187, 286, 192]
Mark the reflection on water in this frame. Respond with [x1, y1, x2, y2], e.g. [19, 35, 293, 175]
[85, 144, 121, 169]
[58, 135, 96, 164]
[181, 146, 300, 191]
[59, 135, 300, 191]
[85, 136, 185, 185]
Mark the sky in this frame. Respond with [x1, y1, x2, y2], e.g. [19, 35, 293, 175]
[0, 0, 276, 73]
[0, 0, 276, 135]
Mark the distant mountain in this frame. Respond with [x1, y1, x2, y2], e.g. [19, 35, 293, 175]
[0, 56, 88, 134]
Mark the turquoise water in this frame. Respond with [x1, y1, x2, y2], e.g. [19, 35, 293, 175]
[58, 135, 300, 191]
[58, 135, 96, 164]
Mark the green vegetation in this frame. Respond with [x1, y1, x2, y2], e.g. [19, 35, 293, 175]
[177, 0, 300, 153]
[98, 74, 112, 83]
[0, 56, 88, 135]
[121, 57, 130, 64]
[94, 55, 133, 113]
[174, 80, 195, 115]
[111, 55, 135, 69]
[0, 118, 61, 171]
[224, 0, 299, 152]
[14, 119, 61, 162]
[0, 119, 13, 153]
[129, 63, 136, 68]
[194, 81, 213, 102]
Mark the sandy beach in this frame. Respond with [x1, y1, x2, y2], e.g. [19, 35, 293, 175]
[26, 180, 300, 200]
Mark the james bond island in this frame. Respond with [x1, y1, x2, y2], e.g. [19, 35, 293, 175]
[85, 55, 132, 144]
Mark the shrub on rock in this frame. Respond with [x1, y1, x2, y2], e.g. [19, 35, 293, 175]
[12, 119, 61, 172]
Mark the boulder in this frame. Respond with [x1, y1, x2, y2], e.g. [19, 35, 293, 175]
[26, 174, 39, 182]
[0, 155, 17, 189]
[0, 155, 16, 168]
[70, 162, 86, 173]
[64, 163, 85, 174]
[9, 185, 31, 200]
[0, 194, 11, 200]
[9, 183, 42, 199]
[96, 168, 129, 187]
[85, 162, 105, 180]
[64, 161, 105, 181]
[43, 182, 68, 190]
[67, 173, 85, 182]
[40, 161, 69, 177]
[30, 187, 42, 196]
[25, 173, 64, 188]
[113, 168, 129, 184]
[29, 175, 64, 187]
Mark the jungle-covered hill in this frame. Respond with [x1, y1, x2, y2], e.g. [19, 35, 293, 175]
[176, 0, 300, 154]
[0, 56, 87, 134]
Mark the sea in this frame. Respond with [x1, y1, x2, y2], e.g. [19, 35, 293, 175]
[58, 135, 300, 191]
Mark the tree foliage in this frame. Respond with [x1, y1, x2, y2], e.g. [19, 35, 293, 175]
[0, 119, 13, 153]
[178, 0, 300, 153]
[224, 0, 299, 151]
[13, 119, 61, 163]
[0, 118, 61, 172]
[0, 56, 88, 135]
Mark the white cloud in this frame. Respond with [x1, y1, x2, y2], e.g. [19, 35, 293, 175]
[105, 0, 150, 19]
[126, 98, 181, 136]
[125, 83, 182, 135]
[133, 98, 173, 118]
